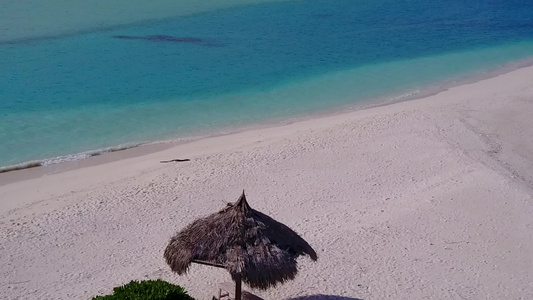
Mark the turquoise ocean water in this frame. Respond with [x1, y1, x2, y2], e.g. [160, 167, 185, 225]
[1, 0, 533, 168]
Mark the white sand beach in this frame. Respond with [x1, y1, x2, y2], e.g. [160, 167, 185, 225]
[1, 65, 533, 299]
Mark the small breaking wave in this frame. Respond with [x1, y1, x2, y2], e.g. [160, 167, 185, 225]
[387, 89, 421, 102]
[0, 143, 144, 174]
[0, 161, 43, 173]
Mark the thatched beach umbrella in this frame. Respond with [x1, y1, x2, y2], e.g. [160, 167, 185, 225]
[164, 191, 317, 300]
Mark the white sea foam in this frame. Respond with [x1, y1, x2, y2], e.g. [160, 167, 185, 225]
[0, 143, 143, 173]
[387, 90, 421, 102]
[0, 136, 209, 173]
[42, 144, 148, 166]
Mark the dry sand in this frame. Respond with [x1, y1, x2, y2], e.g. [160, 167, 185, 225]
[1, 66, 533, 300]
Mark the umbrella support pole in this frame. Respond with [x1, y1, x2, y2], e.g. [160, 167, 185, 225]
[235, 275, 242, 300]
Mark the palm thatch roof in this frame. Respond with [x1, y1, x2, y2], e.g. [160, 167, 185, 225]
[164, 191, 317, 290]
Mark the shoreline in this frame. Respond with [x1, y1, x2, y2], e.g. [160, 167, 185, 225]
[2, 54, 533, 184]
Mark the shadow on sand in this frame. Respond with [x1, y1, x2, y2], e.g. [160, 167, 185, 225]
[287, 295, 363, 300]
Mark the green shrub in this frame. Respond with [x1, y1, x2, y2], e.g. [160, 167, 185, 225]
[92, 279, 195, 300]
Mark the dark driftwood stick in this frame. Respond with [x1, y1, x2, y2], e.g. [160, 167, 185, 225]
[160, 159, 190, 163]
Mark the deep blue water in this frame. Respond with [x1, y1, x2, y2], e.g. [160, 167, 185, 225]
[1, 0, 533, 167]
